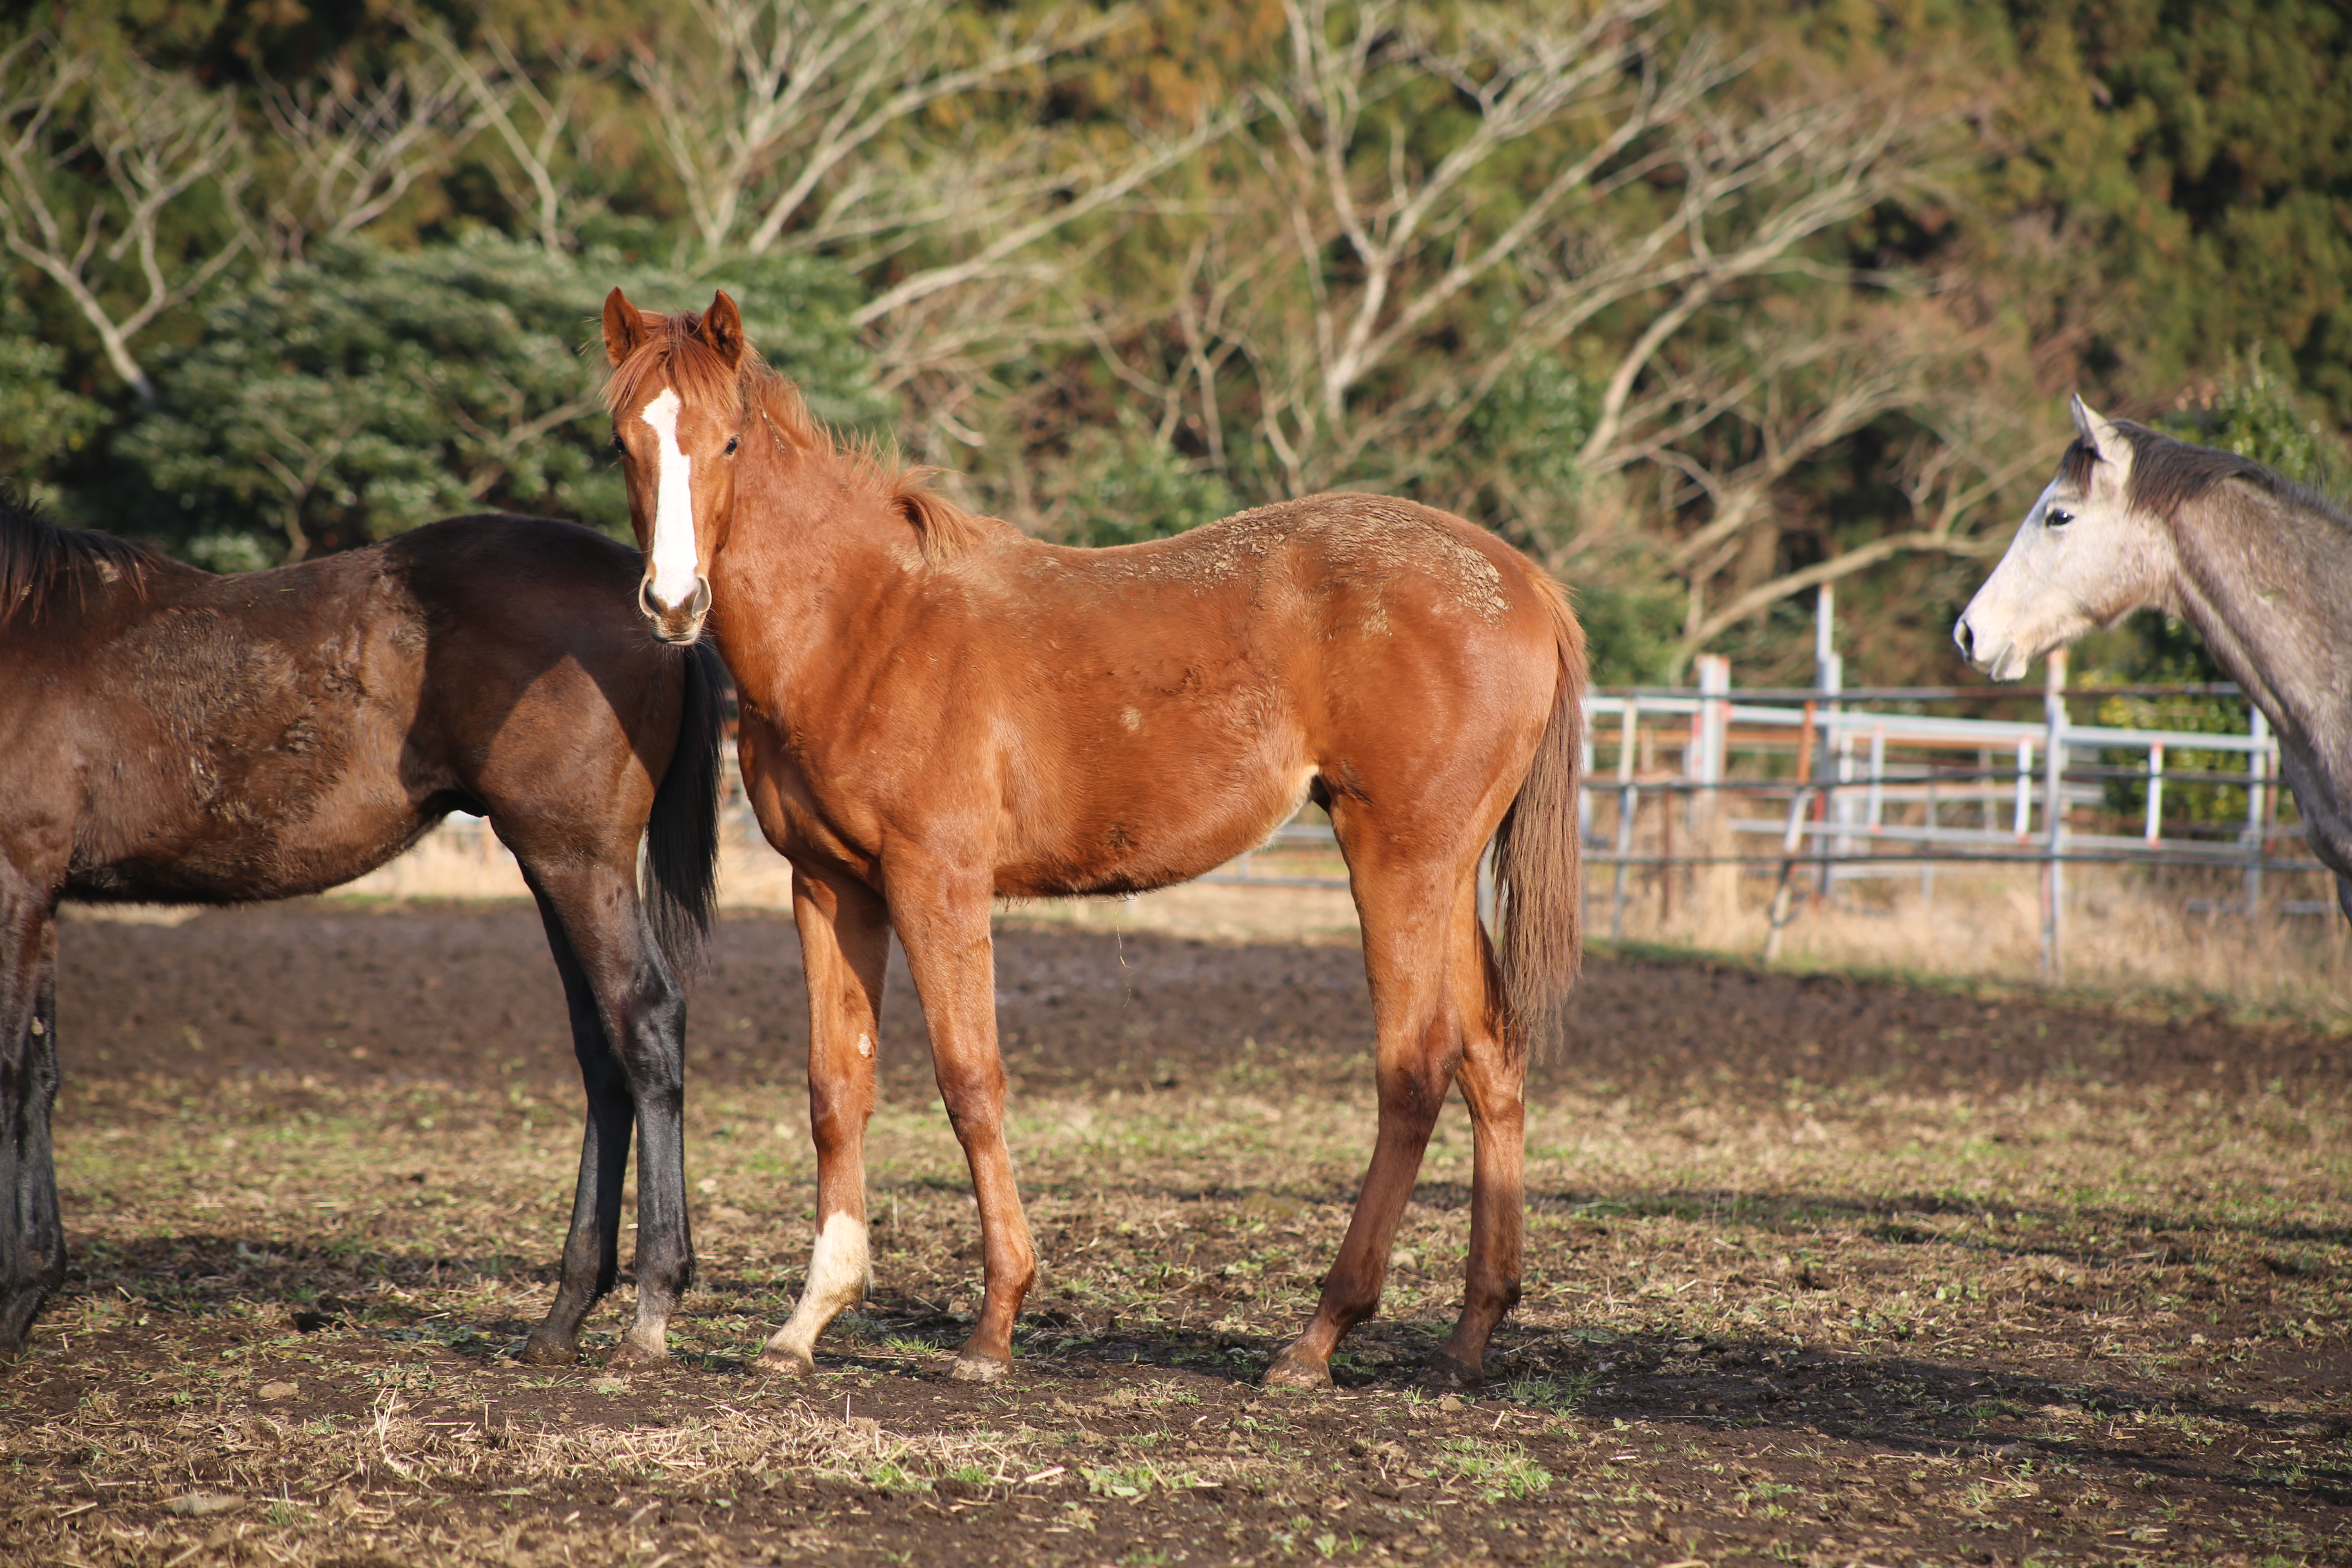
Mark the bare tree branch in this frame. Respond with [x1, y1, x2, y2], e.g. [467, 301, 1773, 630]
[257, 46, 491, 261]
[629, 0, 1129, 260]
[0, 36, 250, 398]
[410, 23, 617, 255]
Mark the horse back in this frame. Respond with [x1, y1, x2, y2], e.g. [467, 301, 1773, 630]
[32, 515, 673, 904]
[898, 493, 1562, 896]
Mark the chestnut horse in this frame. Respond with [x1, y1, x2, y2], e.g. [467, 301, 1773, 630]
[0, 497, 723, 1365]
[601, 288, 1585, 1388]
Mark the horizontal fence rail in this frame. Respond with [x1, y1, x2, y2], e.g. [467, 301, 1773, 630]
[1138, 646, 2330, 981]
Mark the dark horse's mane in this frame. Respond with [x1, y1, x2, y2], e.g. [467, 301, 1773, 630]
[599, 307, 1003, 564]
[2057, 422, 2352, 535]
[0, 488, 164, 627]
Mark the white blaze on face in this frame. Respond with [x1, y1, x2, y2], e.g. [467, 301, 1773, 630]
[638, 387, 700, 609]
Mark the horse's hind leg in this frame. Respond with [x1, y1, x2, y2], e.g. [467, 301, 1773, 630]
[1427, 913, 1523, 1386]
[0, 903, 64, 1358]
[519, 898, 637, 1365]
[1266, 858, 1464, 1391]
[519, 866, 693, 1369]
[757, 870, 887, 1375]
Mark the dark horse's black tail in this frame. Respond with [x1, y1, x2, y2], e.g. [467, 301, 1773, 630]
[644, 641, 727, 979]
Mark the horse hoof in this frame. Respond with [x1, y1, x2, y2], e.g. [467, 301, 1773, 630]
[1262, 1347, 1332, 1391]
[950, 1353, 1010, 1384]
[517, 1335, 577, 1368]
[754, 1347, 816, 1378]
[1420, 1350, 1482, 1388]
[607, 1338, 669, 1372]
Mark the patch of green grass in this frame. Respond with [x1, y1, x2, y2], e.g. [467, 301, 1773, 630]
[1082, 1459, 1206, 1499]
[1441, 1437, 1552, 1501]
[1503, 1372, 1598, 1413]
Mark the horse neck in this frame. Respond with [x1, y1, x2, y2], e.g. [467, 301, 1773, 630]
[706, 434, 929, 714]
[2166, 482, 2352, 766]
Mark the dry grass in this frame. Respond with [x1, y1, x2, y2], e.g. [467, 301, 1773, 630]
[1601, 844, 2352, 1023]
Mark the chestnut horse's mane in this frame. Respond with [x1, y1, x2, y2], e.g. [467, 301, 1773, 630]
[600, 308, 1001, 564]
[0, 486, 159, 627]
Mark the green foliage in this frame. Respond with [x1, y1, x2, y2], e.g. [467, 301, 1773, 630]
[2154, 347, 2342, 495]
[2000, 0, 2352, 425]
[118, 235, 880, 566]
[8, 0, 2352, 690]
[1572, 576, 1686, 687]
[1056, 414, 1238, 548]
[0, 287, 105, 484]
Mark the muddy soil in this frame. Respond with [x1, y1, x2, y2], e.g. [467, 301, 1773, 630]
[2, 901, 2346, 1568]
[54, 901, 2348, 1105]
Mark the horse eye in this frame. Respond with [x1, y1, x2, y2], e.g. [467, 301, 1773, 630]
[724, 436, 739, 456]
[2046, 506, 2074, 527]
[609, 432, 624, 452]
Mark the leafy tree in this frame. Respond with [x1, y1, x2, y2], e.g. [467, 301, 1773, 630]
[1049, 414, 1238, 549]
[118, 233, 881, 566]
[0, 283, 105, 485]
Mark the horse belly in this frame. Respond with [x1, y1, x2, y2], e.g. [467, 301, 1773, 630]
[1000, 738, 1316, 900]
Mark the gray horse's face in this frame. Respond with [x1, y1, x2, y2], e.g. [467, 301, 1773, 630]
[1954, 396, 2173, 681]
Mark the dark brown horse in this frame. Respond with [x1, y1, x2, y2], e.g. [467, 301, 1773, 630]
[599, 289, 1586, 1390]
[0, 494, 724, 1365]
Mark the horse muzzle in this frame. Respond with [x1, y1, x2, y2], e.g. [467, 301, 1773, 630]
[1953, 613, 2027, 682]
[638, 574, 712, 646]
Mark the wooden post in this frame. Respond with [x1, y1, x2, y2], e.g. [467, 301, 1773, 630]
[2040, 650, 2068, 982]
[1764, 700, 1817, 961]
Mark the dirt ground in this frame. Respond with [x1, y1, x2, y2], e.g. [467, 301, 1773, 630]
[2, 900, 2347, 1567]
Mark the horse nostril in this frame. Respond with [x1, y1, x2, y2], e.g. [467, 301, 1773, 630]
[1953, 619, 1974, 661]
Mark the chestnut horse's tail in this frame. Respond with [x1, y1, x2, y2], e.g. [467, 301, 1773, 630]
[644, 641, 727, 979]
[1488, 574, 1588, 1056]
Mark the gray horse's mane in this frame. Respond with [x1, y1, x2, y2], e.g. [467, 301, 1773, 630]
[0, 488, 161, 627]
[2058, 421, 2352, 534]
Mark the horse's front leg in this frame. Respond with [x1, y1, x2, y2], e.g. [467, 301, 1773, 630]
[0, 902, 64, 1358]
[889, 866, 1033, 1382]
[757, 870, 889, 1375]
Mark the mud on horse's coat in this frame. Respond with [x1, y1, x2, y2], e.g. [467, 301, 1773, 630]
[601, 287, 1587, 1389]
[0, 497, 724, 1363]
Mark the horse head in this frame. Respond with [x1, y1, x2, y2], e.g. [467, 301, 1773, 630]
[602, 287, 750, 646]
[1956, 396, 2172, 680]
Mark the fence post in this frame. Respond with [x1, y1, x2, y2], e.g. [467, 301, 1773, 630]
[1610, 697, 1638, 942]
[1815, 588, 1842, 896]
[2246, 706, 2270, 911]
[1695, 654, 1729, 818]
[2013, 739, 2034, 839]
[2145, 743, 2165, 844]
[1578, 706, 1596, 848]
[2040, 650, 2068, 982]
[1764, 699, 1817, 962]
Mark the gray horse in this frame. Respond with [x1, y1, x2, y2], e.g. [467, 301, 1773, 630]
[1955, 396, 2352, 918]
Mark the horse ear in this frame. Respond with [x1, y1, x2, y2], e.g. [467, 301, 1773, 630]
[2070, 394, 2124, 464]
[604, 288, 649, 367]
[698, 290, 745, 368]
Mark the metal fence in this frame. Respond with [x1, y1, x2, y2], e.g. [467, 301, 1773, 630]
[1196, 586, 2332, 983]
